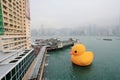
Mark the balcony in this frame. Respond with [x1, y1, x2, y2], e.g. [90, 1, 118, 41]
[2, 0, 7, 4]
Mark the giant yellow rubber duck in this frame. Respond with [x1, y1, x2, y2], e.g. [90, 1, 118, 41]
[70, 44, 94, 66]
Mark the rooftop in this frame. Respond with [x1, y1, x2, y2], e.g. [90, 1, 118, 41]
[0, 49, 33, 79]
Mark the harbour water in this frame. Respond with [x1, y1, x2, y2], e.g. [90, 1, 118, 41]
[43, 36, 120, 80]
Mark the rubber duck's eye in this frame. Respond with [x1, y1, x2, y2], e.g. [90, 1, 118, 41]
[75, 50, 77, 53]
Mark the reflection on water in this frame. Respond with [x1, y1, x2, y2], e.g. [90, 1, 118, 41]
[70, 63, 93, 79]
[71, 63, 93, 74]
[43, 36, 120, 80]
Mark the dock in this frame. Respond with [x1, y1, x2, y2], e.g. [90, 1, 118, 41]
[45, 38, 75, 51]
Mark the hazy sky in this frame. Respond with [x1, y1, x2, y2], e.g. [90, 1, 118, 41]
[30, 0, 120, 29]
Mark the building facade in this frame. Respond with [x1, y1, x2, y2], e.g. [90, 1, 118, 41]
[0, 0, 31, 52]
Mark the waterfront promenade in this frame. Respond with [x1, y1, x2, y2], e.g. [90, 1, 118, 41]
[23, 46, 47, 80]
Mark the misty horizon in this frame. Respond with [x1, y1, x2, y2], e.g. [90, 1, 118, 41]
[30, 0, 120, 29]
[31, 25, 120, 37]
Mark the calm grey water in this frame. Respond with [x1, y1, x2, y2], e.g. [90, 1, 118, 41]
[43, 36, 120, 80]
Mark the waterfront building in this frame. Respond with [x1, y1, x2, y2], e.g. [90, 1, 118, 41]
[0, 0, 36, 80]
[0, 0, 31, 52]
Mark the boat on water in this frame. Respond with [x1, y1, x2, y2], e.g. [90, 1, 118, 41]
[103, 39, 112, 41]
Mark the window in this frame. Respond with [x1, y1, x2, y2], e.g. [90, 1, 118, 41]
[8, 0, 12, 2]
[8, 4, 12, 7]
[2, 0, 7, 4]
[6, 72, 11, 80]
[1, 77, 5, 80]
[12, 68, 15, 76]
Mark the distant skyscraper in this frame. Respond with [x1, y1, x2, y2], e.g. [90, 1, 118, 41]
[0, 0, 31, 52]
[41, 24, 44, 35]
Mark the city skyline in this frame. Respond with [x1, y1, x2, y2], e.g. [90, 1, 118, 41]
[31, 24, 120, 37]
